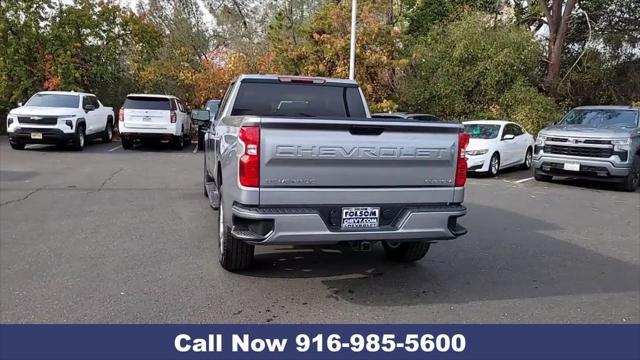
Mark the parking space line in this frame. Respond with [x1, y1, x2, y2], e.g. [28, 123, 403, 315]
[515, 177, 534, 184]
[107, 145, 122, 152]
[192, 144, 198, 153]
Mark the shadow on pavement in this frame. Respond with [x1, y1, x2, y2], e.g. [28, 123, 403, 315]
[242, 203, 639, 306]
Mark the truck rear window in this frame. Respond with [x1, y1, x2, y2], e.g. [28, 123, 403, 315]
[124, 97, 171, 110]
[231, 82, 367, 118]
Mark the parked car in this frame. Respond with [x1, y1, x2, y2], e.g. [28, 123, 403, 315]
[372, 112, 443, 122]
[533, 106, 640, 191]
[462, 120, 535, 177]
[6, 91, 114, 151]
[118, 94, 191, 150]
[203, 74, 469, 271]
[195, 99, 220, 150]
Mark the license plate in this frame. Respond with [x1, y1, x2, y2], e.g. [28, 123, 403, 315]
[142, 116, 152, 122]
[341, 207, 380, 229]
[30, 132, 42, 139]
[563, 162, 580, 171]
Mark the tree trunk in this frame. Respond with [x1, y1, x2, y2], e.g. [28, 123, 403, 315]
[539, 0, 577, 95]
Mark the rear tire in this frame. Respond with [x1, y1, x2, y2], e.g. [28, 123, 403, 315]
[382, 241, 431, 262]
[102, 121, 113, 143]
[521, 147, 532, 170]
[173, 133, 184, 150]
[218, 192, 254, 271]
[534, 169, 552, 182]
[72, 124, 85, 151]
[10, 142, 25, 150]
[619, 155, 639, 192]
[122, 137, 134, 150]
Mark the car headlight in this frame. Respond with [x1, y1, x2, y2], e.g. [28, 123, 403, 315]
[611, 138, 631, 152]
[7, 115, 16, 125]
[535, 135, 546, 146]
[58, 115, 76, 119]
[466, 149, 488, 156]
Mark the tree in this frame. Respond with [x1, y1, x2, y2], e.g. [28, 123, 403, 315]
[269, 0, 404, 111]
[537, 0, 577, 95]
[400, 11, 560, 133]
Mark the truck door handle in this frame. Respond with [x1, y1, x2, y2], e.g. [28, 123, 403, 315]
[349, 126, 384, 136]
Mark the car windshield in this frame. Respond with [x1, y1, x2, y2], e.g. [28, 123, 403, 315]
[464, 124, 501, 139]
[559, 109, 638, 127]
[25, 93, 79, 108]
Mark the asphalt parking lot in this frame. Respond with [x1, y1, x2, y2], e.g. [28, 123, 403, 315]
[0, 138, 638, 323]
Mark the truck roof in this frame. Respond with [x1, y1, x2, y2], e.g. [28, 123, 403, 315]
[573, 105, 639, 111]
[235, 74, 358, 85]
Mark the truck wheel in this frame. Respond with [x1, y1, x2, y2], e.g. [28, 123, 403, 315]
[173, 133, 184, 150]
[72, 124, 86, 151]
[218, 194, 254, 271]
[122, 137, 134, 149]
[619, 155, 639, 192]
[488, 153, 500, 177]
[382, 241, 430, 262]
[102, 121, 113, 143]
[10, 142, 25, 150]
[534, 169, 552, 182]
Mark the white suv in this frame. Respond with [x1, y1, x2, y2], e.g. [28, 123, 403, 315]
[7, 91, 114, 150]
[119, 94, 191, 150]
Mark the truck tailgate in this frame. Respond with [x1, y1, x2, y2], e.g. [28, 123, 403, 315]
[259, 118, 461, 199]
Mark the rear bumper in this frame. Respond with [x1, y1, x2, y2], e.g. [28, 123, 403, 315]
[230, 203, 467, 245]
[119, 122, 179, 137]
[8, 128, 74, 144]
[533, 154, 631, 179]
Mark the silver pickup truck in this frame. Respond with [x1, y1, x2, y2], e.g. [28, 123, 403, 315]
[533, 106, 640, 191]
[200, 74, 469, 271]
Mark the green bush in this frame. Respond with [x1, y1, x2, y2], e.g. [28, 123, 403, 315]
[399, 11, 562, 133]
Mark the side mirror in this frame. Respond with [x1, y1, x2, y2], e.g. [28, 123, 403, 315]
[191, 109, 210, 122]
[84, 104, 95, 111]
[502, 134, 515, 141]
[18, 102, 23, 107]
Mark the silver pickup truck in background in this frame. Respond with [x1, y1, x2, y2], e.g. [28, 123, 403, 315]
[200, 74, 469, 271]
[534, 106, 640, 192]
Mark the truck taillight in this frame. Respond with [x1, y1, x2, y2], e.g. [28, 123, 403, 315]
[455, 132, 470, 187]
[170, 111, 177, 123]
[239, 125, 260, 187]
[119, 108, 124, 122]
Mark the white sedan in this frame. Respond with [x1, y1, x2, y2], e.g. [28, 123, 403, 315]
[462, 120, 535, 176]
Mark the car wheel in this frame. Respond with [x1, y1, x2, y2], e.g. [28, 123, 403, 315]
[534, 169, 552, 182]
[382, 241, 431, 262]
[217, 192, 254, 271]
[488, 153, 500, 177]
[521, 147, 532, 170]
[102, 121, 113, 143]
[10, 142, 25, 150]
[72, 124, 85, 151]
[619, 155, 639, 192]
